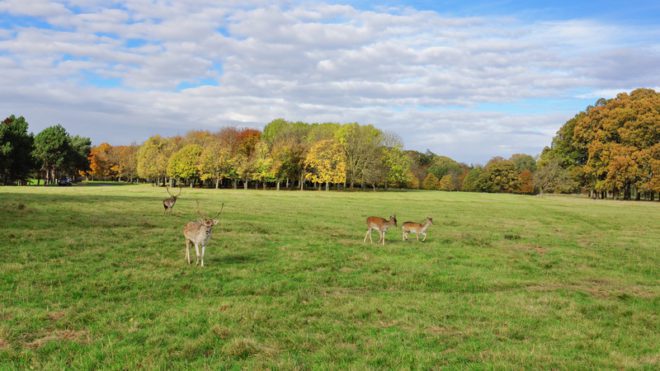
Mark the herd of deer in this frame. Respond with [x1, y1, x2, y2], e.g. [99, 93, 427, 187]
[162, 187, 433, 267]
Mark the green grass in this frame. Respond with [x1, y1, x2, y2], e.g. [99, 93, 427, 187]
[0, 185, 658, 369]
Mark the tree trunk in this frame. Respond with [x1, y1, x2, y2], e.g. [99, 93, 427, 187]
[215, 178, 220, 189]
[232, 179, 237, 189]
[325, 182, 329, 191]
[243, 180, 248, 190]
[276, 181, 280, 191]
[263, 182, 267, 190]
[300, 174, 305, 191]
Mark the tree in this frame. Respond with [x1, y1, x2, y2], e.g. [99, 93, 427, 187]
[137, 135, 175, 184]
[304, 139, 346, 191]
[337, 123, 383, 188]
[167, 144, 203, 186]
[33, 125, 71, 184]
[0, 115, 34, 185]
[438, 174, 455, 191]
[462, 167, 483, 192]
[66, 135, 92, 178]
[422, 173, 439, 190]
[88, 142, 115, 180]
[480, 158, 520, 193]
[111, 145, 138, 182]
[534, 159, 576, 195]
[383, 146, 411, 188]
[198, 139, 233, 189]
[510, 153, 537, 173]
[518, 169, 535, 194]
[252, 141, 275, 189]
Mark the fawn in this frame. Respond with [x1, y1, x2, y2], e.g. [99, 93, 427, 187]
[364, 215, 397, 245]
[402, 217, 433, 242]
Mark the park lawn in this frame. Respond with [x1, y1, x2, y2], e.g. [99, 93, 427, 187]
[0, 185, 658, 369]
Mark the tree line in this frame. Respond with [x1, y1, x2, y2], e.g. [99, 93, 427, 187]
[86, 119, 540, 193]
[0, 116, 91, 185]
[1, 88, 657, 199]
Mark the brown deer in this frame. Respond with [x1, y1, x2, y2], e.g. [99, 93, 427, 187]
[402, 217, 433, 242]
[364, 215, 397, 245]
[183, 201, 224, 267]
[163, 186, 181, 214]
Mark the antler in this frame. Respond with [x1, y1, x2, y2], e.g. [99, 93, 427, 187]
[213, 202, 225, 219]
[176, 186, 182, 197]
[166, 186, 173, 197]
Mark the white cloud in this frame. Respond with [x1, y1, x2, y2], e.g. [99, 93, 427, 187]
[0, 1, 658, 163]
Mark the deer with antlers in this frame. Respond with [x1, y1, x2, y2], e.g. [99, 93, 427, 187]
[402, 217, 433, 242]
[163, 186, 182, 214]
[183, 201, 224, 267]
[364, 215, 397, 245]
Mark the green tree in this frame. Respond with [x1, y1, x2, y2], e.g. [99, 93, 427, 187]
[0, 115, 34, 185]
[33, 125, 71, 185]
[510, 153, 537, 173]
[137, 135, 175, 184]
[383, 146, 411, 188]
[462, 167, 483, 192]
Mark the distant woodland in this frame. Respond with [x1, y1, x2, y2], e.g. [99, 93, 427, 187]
[1, 88, 658, 200]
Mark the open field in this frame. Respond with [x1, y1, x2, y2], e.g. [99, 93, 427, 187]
[0, 185, 658, 369]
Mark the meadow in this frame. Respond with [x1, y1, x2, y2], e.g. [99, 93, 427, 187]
[0, 184, 658, 369]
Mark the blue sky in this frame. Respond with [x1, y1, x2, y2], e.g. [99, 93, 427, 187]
[0, 0, 658, 163]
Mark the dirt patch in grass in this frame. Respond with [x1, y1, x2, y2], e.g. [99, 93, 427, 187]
[25, 329, 89, 349]
[0, 338, 8, 349]
[527, 280, 656, 299]
[222, 337, 278, 359]
[47, 311, 66, 321]
[513, 244, 547, 255]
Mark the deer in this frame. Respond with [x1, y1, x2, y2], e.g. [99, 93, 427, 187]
[402, 217, 433, 242]
[163, 186, 182, 214]
[183, 201, 224, 267]
[364, 215, 397, 245]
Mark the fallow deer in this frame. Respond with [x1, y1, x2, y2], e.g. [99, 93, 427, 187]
[163, 186, 182, 214]
[183, 201, 224, 267]
[364, 215, 397, 245]
[402, 217, 433, 242]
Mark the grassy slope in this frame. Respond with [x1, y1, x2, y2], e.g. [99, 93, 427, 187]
[0, 185, 658, 369]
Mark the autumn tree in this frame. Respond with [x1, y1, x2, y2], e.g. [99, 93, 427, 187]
[422, 173, 439, 190]
[137, 135, 176, 185]
[304, 139, 346, 191]
[198, 139, 233, 189]
[167, 144, 203, 186]
[88, 142, 115, 180]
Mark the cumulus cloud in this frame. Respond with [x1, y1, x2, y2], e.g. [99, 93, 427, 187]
[0, 1, 658, 163]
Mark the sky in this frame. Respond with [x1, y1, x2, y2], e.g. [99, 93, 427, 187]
[0, 1, 658, 164]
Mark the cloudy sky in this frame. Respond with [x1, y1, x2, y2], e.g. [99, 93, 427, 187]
[1, 0, 658, 164]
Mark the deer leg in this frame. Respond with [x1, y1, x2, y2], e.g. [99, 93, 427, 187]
[201, 244, 205, 267]
[186, 239, 191, 264]
[380, 230, 385, 245]
[416, 233, 419, 241]
[194, 243, 200, 265]
[365, 228, 373, 243]
[422, 233, 427, 242]
[402, 230, 406, 241]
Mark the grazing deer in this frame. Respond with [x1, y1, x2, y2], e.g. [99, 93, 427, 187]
[183, 201, 224, 267]
[163, 186, 182, 214]
[364, 215, 397, 245]
[402, 217, 433, 242]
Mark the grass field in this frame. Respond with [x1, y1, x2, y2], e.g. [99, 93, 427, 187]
[0, 185, 658, 369]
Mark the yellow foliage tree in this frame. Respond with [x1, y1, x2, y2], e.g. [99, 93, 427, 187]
[304, 139, 346, 191]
